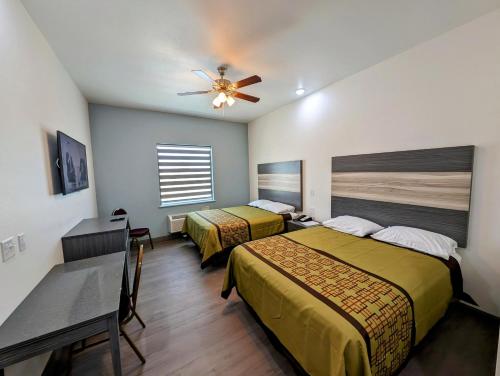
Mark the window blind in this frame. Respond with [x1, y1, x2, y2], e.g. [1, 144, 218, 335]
[157, 144, 214, 206]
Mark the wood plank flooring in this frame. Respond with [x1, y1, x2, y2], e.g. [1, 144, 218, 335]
[70, 238, 499, 376]
[71, 238, 296, 375]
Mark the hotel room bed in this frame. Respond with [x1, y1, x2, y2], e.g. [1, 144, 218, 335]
[222, 226, 462, 376]
[183, 205, 291, 268]
[222, 146, 473, 375]
[183, 160, 303, 268]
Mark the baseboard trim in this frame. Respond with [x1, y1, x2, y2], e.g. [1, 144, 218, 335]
[152, 233, 184, 242]
[458, 300, 500, 320]
[129, 233, 185, 251]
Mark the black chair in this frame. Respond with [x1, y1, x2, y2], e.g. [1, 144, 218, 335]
[123, 244, 147, 329]
[112, 208, 154, 251]
[119, 244, 146, 363]
[76, 245, 146, 363]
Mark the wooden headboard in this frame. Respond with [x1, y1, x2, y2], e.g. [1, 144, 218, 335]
[258, 160, 303, 210]
[331, 146, 474, 247]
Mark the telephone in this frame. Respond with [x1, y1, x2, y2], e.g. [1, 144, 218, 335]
[296, 215, 313, 222]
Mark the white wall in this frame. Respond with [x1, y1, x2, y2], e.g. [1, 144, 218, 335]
[249, 10, 500, 315]
[0, 0, 97, 374]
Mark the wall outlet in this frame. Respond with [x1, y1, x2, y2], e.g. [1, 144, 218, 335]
[1, 237, 16, 262]
[17, 233, 26, 252]
[309, 208, 315, 217]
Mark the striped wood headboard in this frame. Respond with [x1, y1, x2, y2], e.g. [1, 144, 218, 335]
[331, 146, 474, 247]
[258, 160, 303, 210]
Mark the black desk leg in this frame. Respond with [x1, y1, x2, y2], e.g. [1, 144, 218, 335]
[108, 313, 122, 376]
[0, 368, 4, 376]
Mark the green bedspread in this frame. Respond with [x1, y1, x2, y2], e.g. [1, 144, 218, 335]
[222, 226, 459, 376]
[183, 205, 287, 268]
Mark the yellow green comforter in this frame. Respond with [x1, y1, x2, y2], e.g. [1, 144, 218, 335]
[222, 226, 460, 376]
[183, 206, 288, 268]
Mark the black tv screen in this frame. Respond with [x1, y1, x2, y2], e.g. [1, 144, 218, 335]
[57, 131, 89, 195]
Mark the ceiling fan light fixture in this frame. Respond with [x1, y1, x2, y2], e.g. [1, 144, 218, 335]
[212, 96, 222, 107]
[296, 88, 305, 95]
[226, 95, 235, 106]
[217, 92, 227, 103]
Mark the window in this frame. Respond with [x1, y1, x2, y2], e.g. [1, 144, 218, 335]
[156, 144, 215, 207]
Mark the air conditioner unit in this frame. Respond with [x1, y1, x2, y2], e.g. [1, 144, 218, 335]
[168, 213, 187, 233]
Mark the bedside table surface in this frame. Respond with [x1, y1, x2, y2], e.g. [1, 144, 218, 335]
[287, 220, 321, 232]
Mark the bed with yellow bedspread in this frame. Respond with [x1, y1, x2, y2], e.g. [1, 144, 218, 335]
[222, 226, 461, 376]
[183, 205, 290, 268]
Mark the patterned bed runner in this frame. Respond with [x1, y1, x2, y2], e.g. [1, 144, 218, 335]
[241, 235, 415, 376]
[195, 209, 251, 250]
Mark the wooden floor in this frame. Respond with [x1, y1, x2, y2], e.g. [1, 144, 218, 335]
[71, 238, 499, 376]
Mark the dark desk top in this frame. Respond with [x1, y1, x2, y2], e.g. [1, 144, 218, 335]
[62, 216, 128, 238]
[0, 252, 125, 350]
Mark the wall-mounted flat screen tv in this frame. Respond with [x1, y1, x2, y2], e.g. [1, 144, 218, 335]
[57, 131, 89, 195]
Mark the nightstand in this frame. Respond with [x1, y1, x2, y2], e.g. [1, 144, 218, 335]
[287, 220, 321, 232]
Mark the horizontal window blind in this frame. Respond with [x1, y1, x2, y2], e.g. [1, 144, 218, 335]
[157, 144, 214, 206]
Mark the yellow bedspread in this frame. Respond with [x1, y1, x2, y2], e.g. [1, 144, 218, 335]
[183, 206, 287, 268]
[222, 226, 458, 376]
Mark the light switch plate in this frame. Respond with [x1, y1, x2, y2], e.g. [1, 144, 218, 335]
[17, 233, 26, 252]
[1, 237, 16, 262]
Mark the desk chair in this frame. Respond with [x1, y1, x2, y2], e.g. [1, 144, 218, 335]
[112, 208, 154, 251]
[119, 244, 146, 363]
[76, 245, 146, 363]
[123, 244, 146, 329]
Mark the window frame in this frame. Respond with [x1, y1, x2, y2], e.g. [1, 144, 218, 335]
[156, 143, 216, 208]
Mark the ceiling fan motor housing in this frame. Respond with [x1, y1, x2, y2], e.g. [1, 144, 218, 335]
[214, 78, 233, 93]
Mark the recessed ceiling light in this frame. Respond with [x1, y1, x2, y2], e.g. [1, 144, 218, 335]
[296, 88, 305, 95]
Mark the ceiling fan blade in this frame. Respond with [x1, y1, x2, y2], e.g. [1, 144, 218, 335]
[177, 90, 212, 96]
[192, 69, 216, 82]
[233, 92, 260, 103]
[233, 75, 262, 89]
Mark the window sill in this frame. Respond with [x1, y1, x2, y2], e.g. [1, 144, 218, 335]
[159, 199, 216, 208]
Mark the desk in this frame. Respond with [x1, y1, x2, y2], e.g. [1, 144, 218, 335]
[0, 252, 125, 376]
[61, 215, 129, 262]
[62, 215, 131, 296]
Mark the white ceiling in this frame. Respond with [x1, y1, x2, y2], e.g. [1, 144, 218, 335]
[21, 0, 500, 123]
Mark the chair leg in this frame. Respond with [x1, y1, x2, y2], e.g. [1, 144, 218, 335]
[120, 327, 146, 364]
[135, 238, 141, 252]
[148, 231, 154, 249]
[134, 311, 146, 329]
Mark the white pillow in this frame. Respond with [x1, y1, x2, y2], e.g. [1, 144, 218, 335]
[248, 199, 273, 208]
[261, 201, 295, 214]
[322, 215, 383, 237]
[371, 226, 457, 260]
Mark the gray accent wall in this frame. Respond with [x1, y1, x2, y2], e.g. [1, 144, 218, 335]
[89, 104, 249, 237]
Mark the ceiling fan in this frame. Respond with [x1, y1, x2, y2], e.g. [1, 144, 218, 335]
[177, 65, 262, 109]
